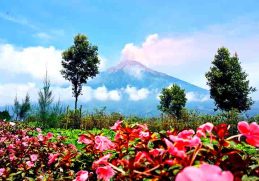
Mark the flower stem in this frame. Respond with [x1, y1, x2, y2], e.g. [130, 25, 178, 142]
[226, 134, 242, 141]
[109, 163, 126, 175]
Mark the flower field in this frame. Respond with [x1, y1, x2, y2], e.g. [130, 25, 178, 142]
[0, 120, 258, 180]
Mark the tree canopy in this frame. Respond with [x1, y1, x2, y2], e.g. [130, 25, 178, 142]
[205, 47, 256, 112]
[158, 84, 187, 118]
[61, 34, 100, 110]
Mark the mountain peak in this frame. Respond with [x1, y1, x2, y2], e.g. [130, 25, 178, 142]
[108, 60, 149, 73]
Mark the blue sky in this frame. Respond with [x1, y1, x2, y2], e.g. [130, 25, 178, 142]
[0, 0, 259, 105]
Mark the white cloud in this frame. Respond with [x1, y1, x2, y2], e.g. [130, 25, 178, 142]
[53, 85, 121, 102]
[125, 86, 149, 101]
[120, 20, 259, 100]
[0, 12, 37, 29]
[121, 34, 196, 67]
[124, 64, 144, 79]
[34, 32, 53, 41]
[109, 90, 121, 101]
[98, 56, 107, 71]
[0, 83, 122, 106]
[0, 43, 108, 85]
[186, 92, 210, 102]
[0, 83, 38, 105]
[94, 86, 121, 101]
[0, 44, 65, 84]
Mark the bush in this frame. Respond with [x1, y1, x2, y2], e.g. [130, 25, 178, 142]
[0, 110, 11, 121]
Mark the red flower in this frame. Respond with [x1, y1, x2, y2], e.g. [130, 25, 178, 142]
[164, 138, 186, 158]
[78, 135, 93, 145]
[238, 121, 259, 147]
[73, 170, 89, 181]
[214, 123, 229, 139]
[134, 151, 153, 167]
[149, 148, 165, 157]
[176, 164, 233, 181]
[94, 136, 114, 151]
[96, 165, 115, 181]
[46, 132, 53, 139]
[48, 153, 59, 165]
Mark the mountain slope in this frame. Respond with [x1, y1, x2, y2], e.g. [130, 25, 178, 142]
[89, 60, 208, 95]
[82, 60, 212, 116]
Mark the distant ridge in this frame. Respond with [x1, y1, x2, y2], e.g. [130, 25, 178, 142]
[90, 60, 208, 94]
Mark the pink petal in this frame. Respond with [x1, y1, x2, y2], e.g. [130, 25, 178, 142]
[96, 165, 115, 181]
[238, 121, 250, 135]
[176, 166, 203, 181]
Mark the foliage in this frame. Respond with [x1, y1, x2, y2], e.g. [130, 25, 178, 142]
[0, 121, 80, 180]
[12, 93, 31, 121]
[12, 95, 20, 121]
[205, 47, 256, 112]
[0, 120, 258, 180]
[61, 34, 100, 111]
[75, 120, 259, 180]
[158, 84, 187, 118]
[38, 71, 54, 128]
[0, 110, 11, 121]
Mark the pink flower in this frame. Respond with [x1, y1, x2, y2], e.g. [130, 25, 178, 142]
[8, 144, 15, 149]
[9, 154, 15, 161]
[92, 154, 112, 169]
[176, 164, 233, 181]
[46, 132, 53, 139]
[94, 136, 114, 151]
[36, 128, 42, 133]
[26, 161, 34, 168]
[196, 122, 214, 138]
[37, 134, 44, 141]
[149, 148, 165, 157]
[22, 141, 28, 147]
[238, 121, 259, 147]
[0, 168, 5, 176]
[78, 135, 93, 145]
[110, 120, 123, 131]
[170, 129, 201, 147]
[96, 165, 115, 181]
[48, 153, 59, 165]
[164, 138, 186, 158]
[165, 129, 201, 158]
[73, 170, 89, 181]
[0, 137, 6, 143]
[30, 154, 38, 162]
[139, 131, 150, 139]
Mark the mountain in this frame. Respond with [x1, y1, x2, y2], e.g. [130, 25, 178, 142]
[82, 60, 213, 116]
[89, 60, 208, 94]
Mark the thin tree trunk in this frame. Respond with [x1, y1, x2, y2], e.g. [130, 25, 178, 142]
[75, 96, 78, 110]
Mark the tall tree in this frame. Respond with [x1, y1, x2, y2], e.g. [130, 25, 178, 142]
[12, 94, 31, 121]
[158, 84, 187, 118]
[61, 34, 100, 110]
[38, 71, 53, 127]
[13, 95, 20, 121]
[19, 93, 31, 120]
[205, 47, 256, 112]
